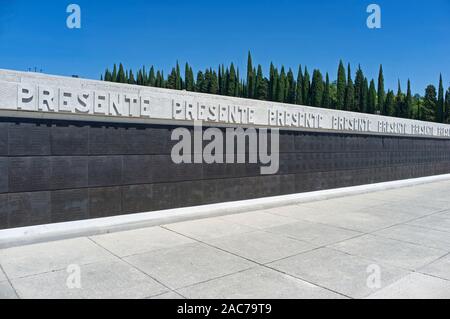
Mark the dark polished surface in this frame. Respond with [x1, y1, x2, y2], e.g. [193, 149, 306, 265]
[1, 117, 450, 229]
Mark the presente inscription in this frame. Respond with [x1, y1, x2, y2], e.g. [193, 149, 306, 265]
[1, 72, 450, 140]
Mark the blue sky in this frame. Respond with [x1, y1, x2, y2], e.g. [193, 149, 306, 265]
[0, 0, 448, 94]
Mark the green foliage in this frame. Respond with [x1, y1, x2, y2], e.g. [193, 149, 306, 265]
[255, 65, 268, 100]
[445, 87, 450, 123]
[302, 67, 311, 106]
[385, 90, 396, 116]
[336, 60, 346, 110]
[101, 53, 445, 123]
[310, 69, 324, 107]
[368, 79, 377, 114]
[377, 65, 385, 114]
[344, 64, 354, 111]
[322, 73, 331, 108]
[437, 74, 445, 123]
[423, 85, 437, 122]
[295, 65, 303, 105]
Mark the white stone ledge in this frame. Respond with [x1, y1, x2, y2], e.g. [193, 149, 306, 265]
[1, 68, 450, 139]
[1, 173, 450, 249]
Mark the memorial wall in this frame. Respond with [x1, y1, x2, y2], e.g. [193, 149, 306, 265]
[1, 69, 450, 230]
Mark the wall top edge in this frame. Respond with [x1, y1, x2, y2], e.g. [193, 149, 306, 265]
[0, 68, 449, 139]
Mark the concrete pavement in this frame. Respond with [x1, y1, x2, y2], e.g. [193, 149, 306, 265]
[1, 179, 450, 299]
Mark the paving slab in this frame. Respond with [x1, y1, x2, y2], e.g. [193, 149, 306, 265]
[367, 273, 450, 299]
[0, 281, 18, 299]
[163, 217, 256, 241]
[374, 224, 450, 251]
[297, 209, 409, 233]
[206, 231, 317, 264]
[263, 205, 319, 220]
[419, 254, 450, 281]
[124, 243, 255, 290]
[0, 237, 116, 279]
[407, 215, 450, 233]
[266, 220, 362, 246]
[268, 247, 409, 298]
[365, 201, 444, 218]
[178, 266, 345, 299]
[90, 227, 195, 258]
[219, 211, 298, 230]
[11, 260, 167, 299]
[330, 234, 447, 270]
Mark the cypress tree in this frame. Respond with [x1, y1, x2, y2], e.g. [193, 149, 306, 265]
[128, 70, 136, 84]
[167, 68, 178, 89]
[423, 85, 437, 122]
[247, 52, 254, 98]
[310, 69, 324, 107]
[227, 63, 237, 96]
[361, 78, 369, 113]
[148, 66, 156, 87]
[155, 71, 162, 87]
[286, 68, 296, 104]
[185, 63, 194, 91]
[336, 60, 346, 110]
[209, 70, 219, 94]
[445, 87, 450, 123]
[277, 67, 286, 102]
[344, 64, 354, 111]
[302, 67, 311, 105]
[368, 79, 377, 114]
[405, 80, 413, 119]
[136, 70, 143, 85]
[117, 63, 126, 83]
[196, 71, 204, 92]
[437, 74, 445, 122]
[322, 73, 331, 108]
[111, 64, 117, 82]
[255, 65, 268, 100]
[218, 65, 222, 95]
[395, 80, 403, 117]
[269, 63, 275, 101]
[176, 61, 182, 90]
[385, 90, 396, 116]
[203, 69, 211, 93]
[296, 65, 303, 105]
[377, 65, 385, 114]
[235, 68, 241, 96]
[104, 69, 112, 82]
[354, 66, 365, 112]
[142, 66, 148, 85]
[271, 67, 279, 102]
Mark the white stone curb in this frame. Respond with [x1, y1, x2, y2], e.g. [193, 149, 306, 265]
[1, 173, 450, 249]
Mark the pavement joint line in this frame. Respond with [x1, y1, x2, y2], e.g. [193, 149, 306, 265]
[0, 263, 21, 299]
[160, 225, 351, 299]
[85, 236, 176, 296]
[2, 173, 450, 249]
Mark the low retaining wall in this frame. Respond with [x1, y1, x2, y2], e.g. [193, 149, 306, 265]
[1, 69, 450, 230]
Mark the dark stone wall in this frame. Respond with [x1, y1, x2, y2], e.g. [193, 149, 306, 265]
[1, 117, 450, 230]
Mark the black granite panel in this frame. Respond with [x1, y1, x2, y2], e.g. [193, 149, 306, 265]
[51, 157, 88, 190]
[122, 184, 154, 214]
[8, 192, 51, 228]
[9, 157, 51, 192]
[89, 187, 122, 218]
[8, 122, 51, 156]
[88, 156, 123, 187]
[0, 194, 8, 230]
[51, 124, 89, 155]
[0, 158, 8, 194]
[51, 189, 89, 223]
[0, 122, 8, 156]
